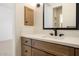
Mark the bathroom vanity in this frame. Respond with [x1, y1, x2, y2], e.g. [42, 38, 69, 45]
[21, 3, 79, 56]
[21, 34, 79, 56]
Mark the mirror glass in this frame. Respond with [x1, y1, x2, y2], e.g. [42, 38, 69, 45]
[44, 3, 76, 29]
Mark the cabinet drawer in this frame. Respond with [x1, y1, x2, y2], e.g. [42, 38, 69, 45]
[32, 48, 53, 56]
[21, 46, 31, 56]
[75, 48, 79, 56]
[32, 39, 74, 56]
[21, 37, 31, 46]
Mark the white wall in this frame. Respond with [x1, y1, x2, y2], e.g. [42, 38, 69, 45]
[0, 3, 15, 41]
[15, 3, 24, 56]
[0, 3, 23, 56]
[0, 3, 16, 56]
[0, 40, 14, 56]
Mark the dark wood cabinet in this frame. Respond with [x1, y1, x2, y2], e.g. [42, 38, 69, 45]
[32, 48, 52, 56]
[75, 48, 79, 56]
[21, 37, 32, 46]
[32, 39, 74, 56]
[21, 37, 32, 56]
[21, 37, 79, 56]
[21, 46, 31, 56]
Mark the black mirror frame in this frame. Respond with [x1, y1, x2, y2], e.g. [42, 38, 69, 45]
[43, 3, 79, 30]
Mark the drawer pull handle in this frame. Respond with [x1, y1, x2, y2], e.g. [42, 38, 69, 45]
[25, 50, 28, 52]
[25, 41, 28, 43]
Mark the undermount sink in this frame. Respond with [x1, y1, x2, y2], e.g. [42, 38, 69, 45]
[41, 35, 64, 40]
[41, 35, 57, 39]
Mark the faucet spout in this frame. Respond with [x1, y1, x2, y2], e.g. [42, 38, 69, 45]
[54, 29, 57, 36]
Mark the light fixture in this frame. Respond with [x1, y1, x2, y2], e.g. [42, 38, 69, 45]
[36, 3, 40, 7]
[26, 3, 42, 7]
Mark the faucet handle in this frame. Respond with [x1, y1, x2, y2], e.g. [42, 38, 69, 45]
[49, 33, 53, 36]
[59, 34, 64, 37]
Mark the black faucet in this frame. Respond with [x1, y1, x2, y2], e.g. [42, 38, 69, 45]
[49, 33, 53, 36]
[54, 29, 57, 36]
[49, 29, 57, 36]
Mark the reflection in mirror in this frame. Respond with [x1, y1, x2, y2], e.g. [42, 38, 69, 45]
[53, 6, 62, 28]
[44, 3, 76, 29]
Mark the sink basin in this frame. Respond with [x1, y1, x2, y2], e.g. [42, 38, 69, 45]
[41, 35, 57, 39]
[41, 35, 65, 40]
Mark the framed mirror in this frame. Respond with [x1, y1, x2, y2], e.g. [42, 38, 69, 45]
[43, 3, 79, 30]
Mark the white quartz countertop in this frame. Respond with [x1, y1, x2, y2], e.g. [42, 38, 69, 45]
[21, 33, 79, 48]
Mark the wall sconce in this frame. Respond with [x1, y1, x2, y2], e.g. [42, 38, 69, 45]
[36, 3, 40, 7]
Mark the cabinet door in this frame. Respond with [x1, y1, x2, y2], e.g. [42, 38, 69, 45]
[75, 48, 79, 56]
[32, 48, 53, 56]
[24, 6, 34, 26]
[21, 46, 31, 56]
[32, 39, 74, 56]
